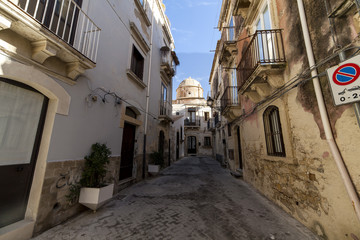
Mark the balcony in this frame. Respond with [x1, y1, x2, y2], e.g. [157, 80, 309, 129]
[233, 0, 251, 17]
[184, 119, 200, 128]
[160, 46, 179, 82]
[0, 0, 100, 80]
[237, 29, 286, 103]
[219, 40, 237, 66]
[207, 118, 215, 131]
[220, 86, 241, 121]
[159, 100, 172, 122]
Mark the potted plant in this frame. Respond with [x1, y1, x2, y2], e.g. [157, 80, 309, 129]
[148, 151, 164, 173]
[78, 143, 114, 211]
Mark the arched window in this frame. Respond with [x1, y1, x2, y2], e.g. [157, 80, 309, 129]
[125, 107, 137, 119]
[263, 106, 285, 157]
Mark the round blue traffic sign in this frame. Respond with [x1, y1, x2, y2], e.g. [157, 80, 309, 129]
[332, 63, 360, 86]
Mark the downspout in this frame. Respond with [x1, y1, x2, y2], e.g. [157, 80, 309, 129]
[296, 0, 360, 221]
[143, 0, 155, 179]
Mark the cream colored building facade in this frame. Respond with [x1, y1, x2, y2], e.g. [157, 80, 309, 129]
[172, 77, 213, 157]
[0, 0, 178, 239]
[209, 0, 360, 239]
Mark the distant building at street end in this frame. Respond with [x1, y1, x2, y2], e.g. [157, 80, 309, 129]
[172, 77, 213, 157]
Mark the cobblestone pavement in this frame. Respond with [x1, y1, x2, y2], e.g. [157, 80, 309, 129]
[33, 156, 318, 240]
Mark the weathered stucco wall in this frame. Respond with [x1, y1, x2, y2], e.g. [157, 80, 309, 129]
[237, 0, 360, 239]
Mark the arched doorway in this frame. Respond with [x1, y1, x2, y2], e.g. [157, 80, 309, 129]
[0, 78, 48, 228]
[187, 136, 196, 154]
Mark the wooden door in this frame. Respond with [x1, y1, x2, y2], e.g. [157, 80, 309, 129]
[237, 126, 243, 169]
[119, 123, 136, 180]
[187, 136, 196, 154]
[176, 132, 179, 159]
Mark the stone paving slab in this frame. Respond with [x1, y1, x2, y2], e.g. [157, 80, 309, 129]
[33, 156, 318, 240]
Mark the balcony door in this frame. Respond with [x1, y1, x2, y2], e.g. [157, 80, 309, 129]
[255, 5, 273, 62]
[0, 79, 48, 228]
[18, 0, 82, 45]
[188, 108, 196, 125]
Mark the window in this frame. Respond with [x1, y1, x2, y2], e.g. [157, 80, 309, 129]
[130, 45, 144, 80]
[204, 137, 211, 147]
[204, 112, 209, 121]
[161, 83, 167, 102]
[188, 108, 196, 123]
[228, 123, 232, 136]
[229, 17, 234, 41]
[160, 83, 168, 115]
[255, 5, 273, 61]
[263, 106, 285, 157]
[125, 107, 137, 119]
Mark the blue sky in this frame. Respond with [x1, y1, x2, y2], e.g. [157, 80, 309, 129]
[163, 0, 222, 100]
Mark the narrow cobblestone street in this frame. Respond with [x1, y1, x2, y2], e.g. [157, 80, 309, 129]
[33, 157, 318, 240]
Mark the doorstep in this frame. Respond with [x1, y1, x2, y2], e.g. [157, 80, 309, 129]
[0, 219, 35, 240]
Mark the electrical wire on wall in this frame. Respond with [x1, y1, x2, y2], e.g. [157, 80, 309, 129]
[229, 44, 360, 126]
[84, 84, 159, 121]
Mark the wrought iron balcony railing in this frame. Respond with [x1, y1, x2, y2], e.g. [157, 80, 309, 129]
[207, 118, 215, 130]
[237, 29, 285, 90]
[220, 86, 239, 112]
[159, 100, 171, 116]
[12, 0, 101, 62]
[184, 119, 200, 127]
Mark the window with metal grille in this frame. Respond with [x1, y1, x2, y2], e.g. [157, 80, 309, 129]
[130, 45, 144, 80]
[204, 112, 209, 121]
[263, 106, 286, 157]
[204, 137, 211, 147]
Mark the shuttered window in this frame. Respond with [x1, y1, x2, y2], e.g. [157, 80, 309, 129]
[263, 106, 285, 157]
[130, 45, 144, 80]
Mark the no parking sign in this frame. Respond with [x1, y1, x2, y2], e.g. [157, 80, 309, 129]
[327, 55, 360, 106]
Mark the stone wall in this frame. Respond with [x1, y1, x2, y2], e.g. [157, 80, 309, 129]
[237, 0, 360, 238]
[34, 156, 121, 235]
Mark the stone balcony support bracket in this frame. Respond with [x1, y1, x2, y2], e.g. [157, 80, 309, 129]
[251, 82, 272, 98]
[31, 40, 60, 64]
[66, 61, 85, 80]
[244, 90, 262, 103]
[0, 14, 12, 30]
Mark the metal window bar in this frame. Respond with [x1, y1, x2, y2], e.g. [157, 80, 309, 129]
[159, 100, 171, 116]
[220, 86, 239, 112]
[263, 106, 286, 157]
[237, 29, 285, 90]
[11, 0, 101, 63]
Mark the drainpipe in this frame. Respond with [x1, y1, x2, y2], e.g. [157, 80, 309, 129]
[296, 0, 360, 221]
[143, 0, 155, 179]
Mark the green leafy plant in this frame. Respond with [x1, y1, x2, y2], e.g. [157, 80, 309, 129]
[66, 183, 81, 205]
[149, 151, 164, 167]
[80, 143, 111, 188]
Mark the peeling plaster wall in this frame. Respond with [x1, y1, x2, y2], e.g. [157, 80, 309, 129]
[236, 0, 360, 239]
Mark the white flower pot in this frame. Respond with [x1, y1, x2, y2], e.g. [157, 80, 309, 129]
[79, 183, 114, 211]
[148, 164, 160, 173]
